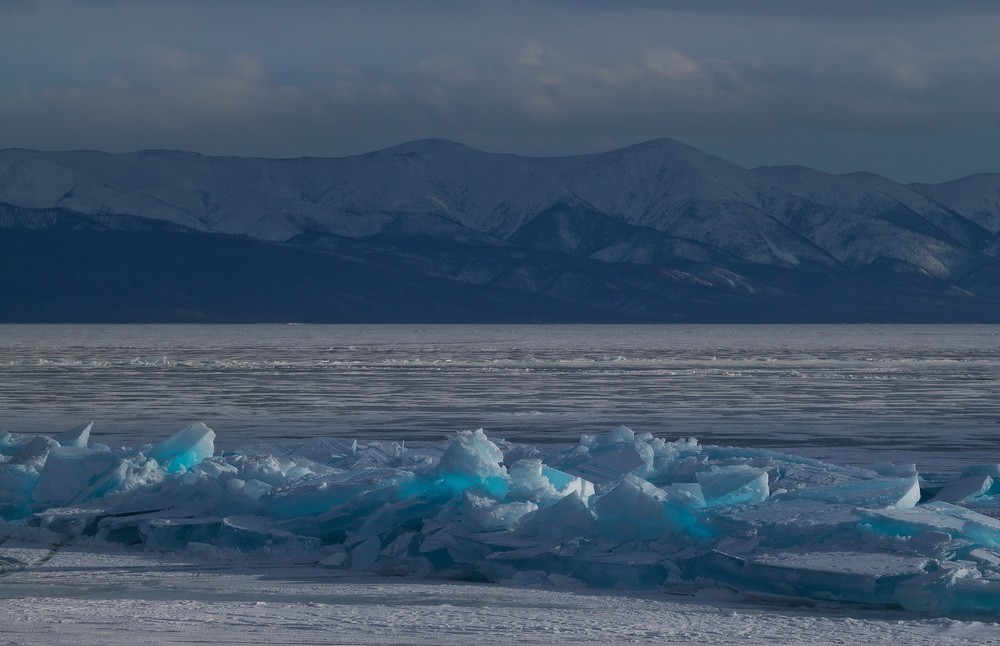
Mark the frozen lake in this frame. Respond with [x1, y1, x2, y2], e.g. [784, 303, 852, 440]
[4, 324, 1000, 639]
[1, 324, 998, 471]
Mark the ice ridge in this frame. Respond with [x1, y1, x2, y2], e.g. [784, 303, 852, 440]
[3, 422, 1000, 614]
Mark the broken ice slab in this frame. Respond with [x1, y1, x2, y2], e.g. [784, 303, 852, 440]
[574, 551, 673, 589]
[284, 437, 357, 463]
[357, 494, 451, 537]
[735, 551, 932, 606]
[148, 422, 215, 473]
[772, 476, 920, 510]
[464, 500, 538, 532]
[507, 460, 594, 503]
[711, 499, 865, 549]
[88, 511, 209, 547]
[55, 421, 92, 448]
[931, 475, 993, 504]
[217, 516, 322, 554]
[262, 466, 418, 519]
[31, 506, 113, 538]
[946, 576, 1000, 614]
[861, 502, 1000, 548]
[31, 447, 121, 508]
[696, 465, 769, 508]
[0, 436, 60, 520]
[542, 465, 593, 498]
[0, 465, 41, 520]
[889, 562, 1000, 614]
[559, 442, 649, 485]
[9, 435, 58, 466]
[140, 516, 225, 550]
[591, 476, 705, 540]
[350, 535, 382, 570]
[437, 429, 505, 480]
[872, 462, 918, 478]
[515, 492, 597, 541]
[103, 513, 323, 556]
[263, 480, 374, 519]
[962, 465, 1000, 479]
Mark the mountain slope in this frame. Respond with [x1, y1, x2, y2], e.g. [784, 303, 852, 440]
[0, 140, 997, 322]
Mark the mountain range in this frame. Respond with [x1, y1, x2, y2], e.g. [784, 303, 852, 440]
[1, 138, 998, 322]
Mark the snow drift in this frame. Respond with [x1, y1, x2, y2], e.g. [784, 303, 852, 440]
[3, 422, 1000, 615]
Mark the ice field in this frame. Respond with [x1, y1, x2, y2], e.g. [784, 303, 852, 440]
[5, 421, 1000, 618]
[2, 324, 999, 642]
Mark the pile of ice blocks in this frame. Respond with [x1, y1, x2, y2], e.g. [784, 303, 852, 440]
[3, 422, 1000, 614]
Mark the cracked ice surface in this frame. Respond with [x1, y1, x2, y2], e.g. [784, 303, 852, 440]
[4, 422, 1000, 615]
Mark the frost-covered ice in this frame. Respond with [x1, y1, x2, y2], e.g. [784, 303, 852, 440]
[5, 422, 1000, 617]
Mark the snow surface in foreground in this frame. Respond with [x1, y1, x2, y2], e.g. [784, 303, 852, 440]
[4, 421, 1000, 633]
[0, 547, 995, 645]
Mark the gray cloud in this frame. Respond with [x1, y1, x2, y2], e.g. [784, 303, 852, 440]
[1, 1, 998, 181]
[561, 0, 1000, 17]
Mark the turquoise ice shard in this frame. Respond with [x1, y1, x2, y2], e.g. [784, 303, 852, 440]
[0, 435, 58, 519]
[56, 421, 93, 448]
[861, 501, 1000, 547]
[697, 465, 770, 508]
[148, 422, 216, 472]
[507, 459, 594, 503]
[436, 428, 507, 496]
[437, 428, 505, 479]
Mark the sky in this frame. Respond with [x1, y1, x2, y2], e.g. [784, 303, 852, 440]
[1, 0, 999, 182]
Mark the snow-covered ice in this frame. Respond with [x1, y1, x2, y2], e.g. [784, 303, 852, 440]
[2, 548, 997, 645]
[5, 422, 1000, 622]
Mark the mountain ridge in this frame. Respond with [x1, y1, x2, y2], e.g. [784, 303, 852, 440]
[1, 138, 997, 322]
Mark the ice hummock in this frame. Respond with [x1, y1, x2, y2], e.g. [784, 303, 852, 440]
[4, 422, 1000, 615]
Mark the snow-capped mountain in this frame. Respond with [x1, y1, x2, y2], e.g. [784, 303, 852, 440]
[1, 139, 997, 322]
[908, 174, 1000, 247]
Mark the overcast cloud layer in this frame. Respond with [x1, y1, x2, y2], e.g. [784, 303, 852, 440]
[1, 0, 998, 182]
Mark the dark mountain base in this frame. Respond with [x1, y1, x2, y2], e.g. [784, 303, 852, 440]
[2, 229, 997, 323]
[0, 229, 618, 323]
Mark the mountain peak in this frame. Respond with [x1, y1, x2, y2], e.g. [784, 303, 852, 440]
[617, 137, 693, 151]
[379, 138, 477, 156]
[580, 137, 729, 168]
[128, 149, 211, 160]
